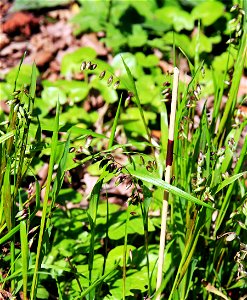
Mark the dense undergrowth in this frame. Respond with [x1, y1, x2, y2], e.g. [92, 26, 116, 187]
[0, 1, 247, 299]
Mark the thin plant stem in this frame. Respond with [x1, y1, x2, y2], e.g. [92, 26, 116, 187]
[30, 102, 60, 300]
[156, 67, 179, 299]
[123, 203, 130, 300]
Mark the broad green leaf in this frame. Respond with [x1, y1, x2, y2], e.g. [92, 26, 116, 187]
[144, 18, 171, 33]
[59, 106, 98, 126]
[90, 78, 118, 103]
[108, 217, 155, 240]
[112, 53, 143, 83]
[106, 245, 136, 267]
[56, 188, 83, 204]
[54, 239, 75, 257]
[41, 87, 67, 107]
[135, 52, 159, 68]
[36, 286, 49, 299]
[110, 267, 150, 298]
[155, 6, 194, 31]
[163, 32, 191, 56]
[212, 49, 236, 72]
[71, 1, 108, 34]
[131, 0, 157, 19]
[135, 75, 160, 105]
[191, 1, 225, 26]
[147, 38, 171, 51]
[121, 107, 156, 135]
[61, 47, 97, 77]
[42, 80, 89, 103]
[128, 25, 148, 48]
[0, 82, 12, 100]
[102, 24, 127, 52]
[191, 32, 213, 53]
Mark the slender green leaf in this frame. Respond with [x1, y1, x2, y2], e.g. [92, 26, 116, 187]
[19, 195, 28, 300]
[215, 172, 247, 194]
[0, 131, 15, 144]
[127, 167, 214, 209]
[121, 56, 151, 142]
[30, 101, 60, 300]
[2, 161, 12, 231]
[108, 93, 123, 148]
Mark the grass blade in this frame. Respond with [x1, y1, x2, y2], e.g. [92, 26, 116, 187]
[0, 131, 15, 144]
[30, 101, 60, 300]
[19, 194, 28, 300]
[215, 31, 247, 144]
[215, 135, 247, 234]
[123, 204, 130, 300]
[126, 167, 214, 209]
[2, 161, 12, 231]
[108, 93, 123, 148]
[121, 56, 151, 143]
[215, 171, 247, 194]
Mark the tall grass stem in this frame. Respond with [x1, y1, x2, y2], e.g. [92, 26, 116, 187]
[156, 67, 179, 299]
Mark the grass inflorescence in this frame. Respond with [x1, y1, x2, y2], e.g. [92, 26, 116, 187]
[0, 3, 246, 299]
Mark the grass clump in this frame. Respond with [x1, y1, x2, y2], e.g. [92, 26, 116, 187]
[0, 3, 246, 300]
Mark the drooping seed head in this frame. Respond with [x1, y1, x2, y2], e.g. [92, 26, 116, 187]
[226, 38, 235, 44]
[86, 61, 92, 70]
[162, 88, 170, 95]
[90, 63, 97, 70]
[146, 165, 153, 173]
[163, 81, 170, 87]
[12, 90, 21, 96]
[99, 70, 106, 79]
[107, 75, 114, 86]
[99, 158, 109, 169]
[69, 147, 75, 153]
[80, 61, 87, 71]
[113, 80, 120, 89]
[239, 9, 245, 15]
[230, 4, 239, 12]
[201, 66, 205, 77]
[229, 18, 237, 25]
[140, 155, 145, 165]
[236, 29, 242, 37]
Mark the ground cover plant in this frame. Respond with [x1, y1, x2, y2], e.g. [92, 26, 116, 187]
[0, 0, 247, 299]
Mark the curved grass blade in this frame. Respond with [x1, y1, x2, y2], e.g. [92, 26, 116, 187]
[79, 265, 119, 298]
[121, 56, 151, 143]
[215, 135, 247, 234]
[19, 194, 28, 300]
[126, 167, 214, 209]
[30, 101, 60, 300]
[0, 131, 15, 144]
[87, 93, 123, 293]
[215, 171, 247, 194]
[0, 180, 40, 245]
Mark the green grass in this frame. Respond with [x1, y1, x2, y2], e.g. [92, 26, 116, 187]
[0, 3, 246, 299]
